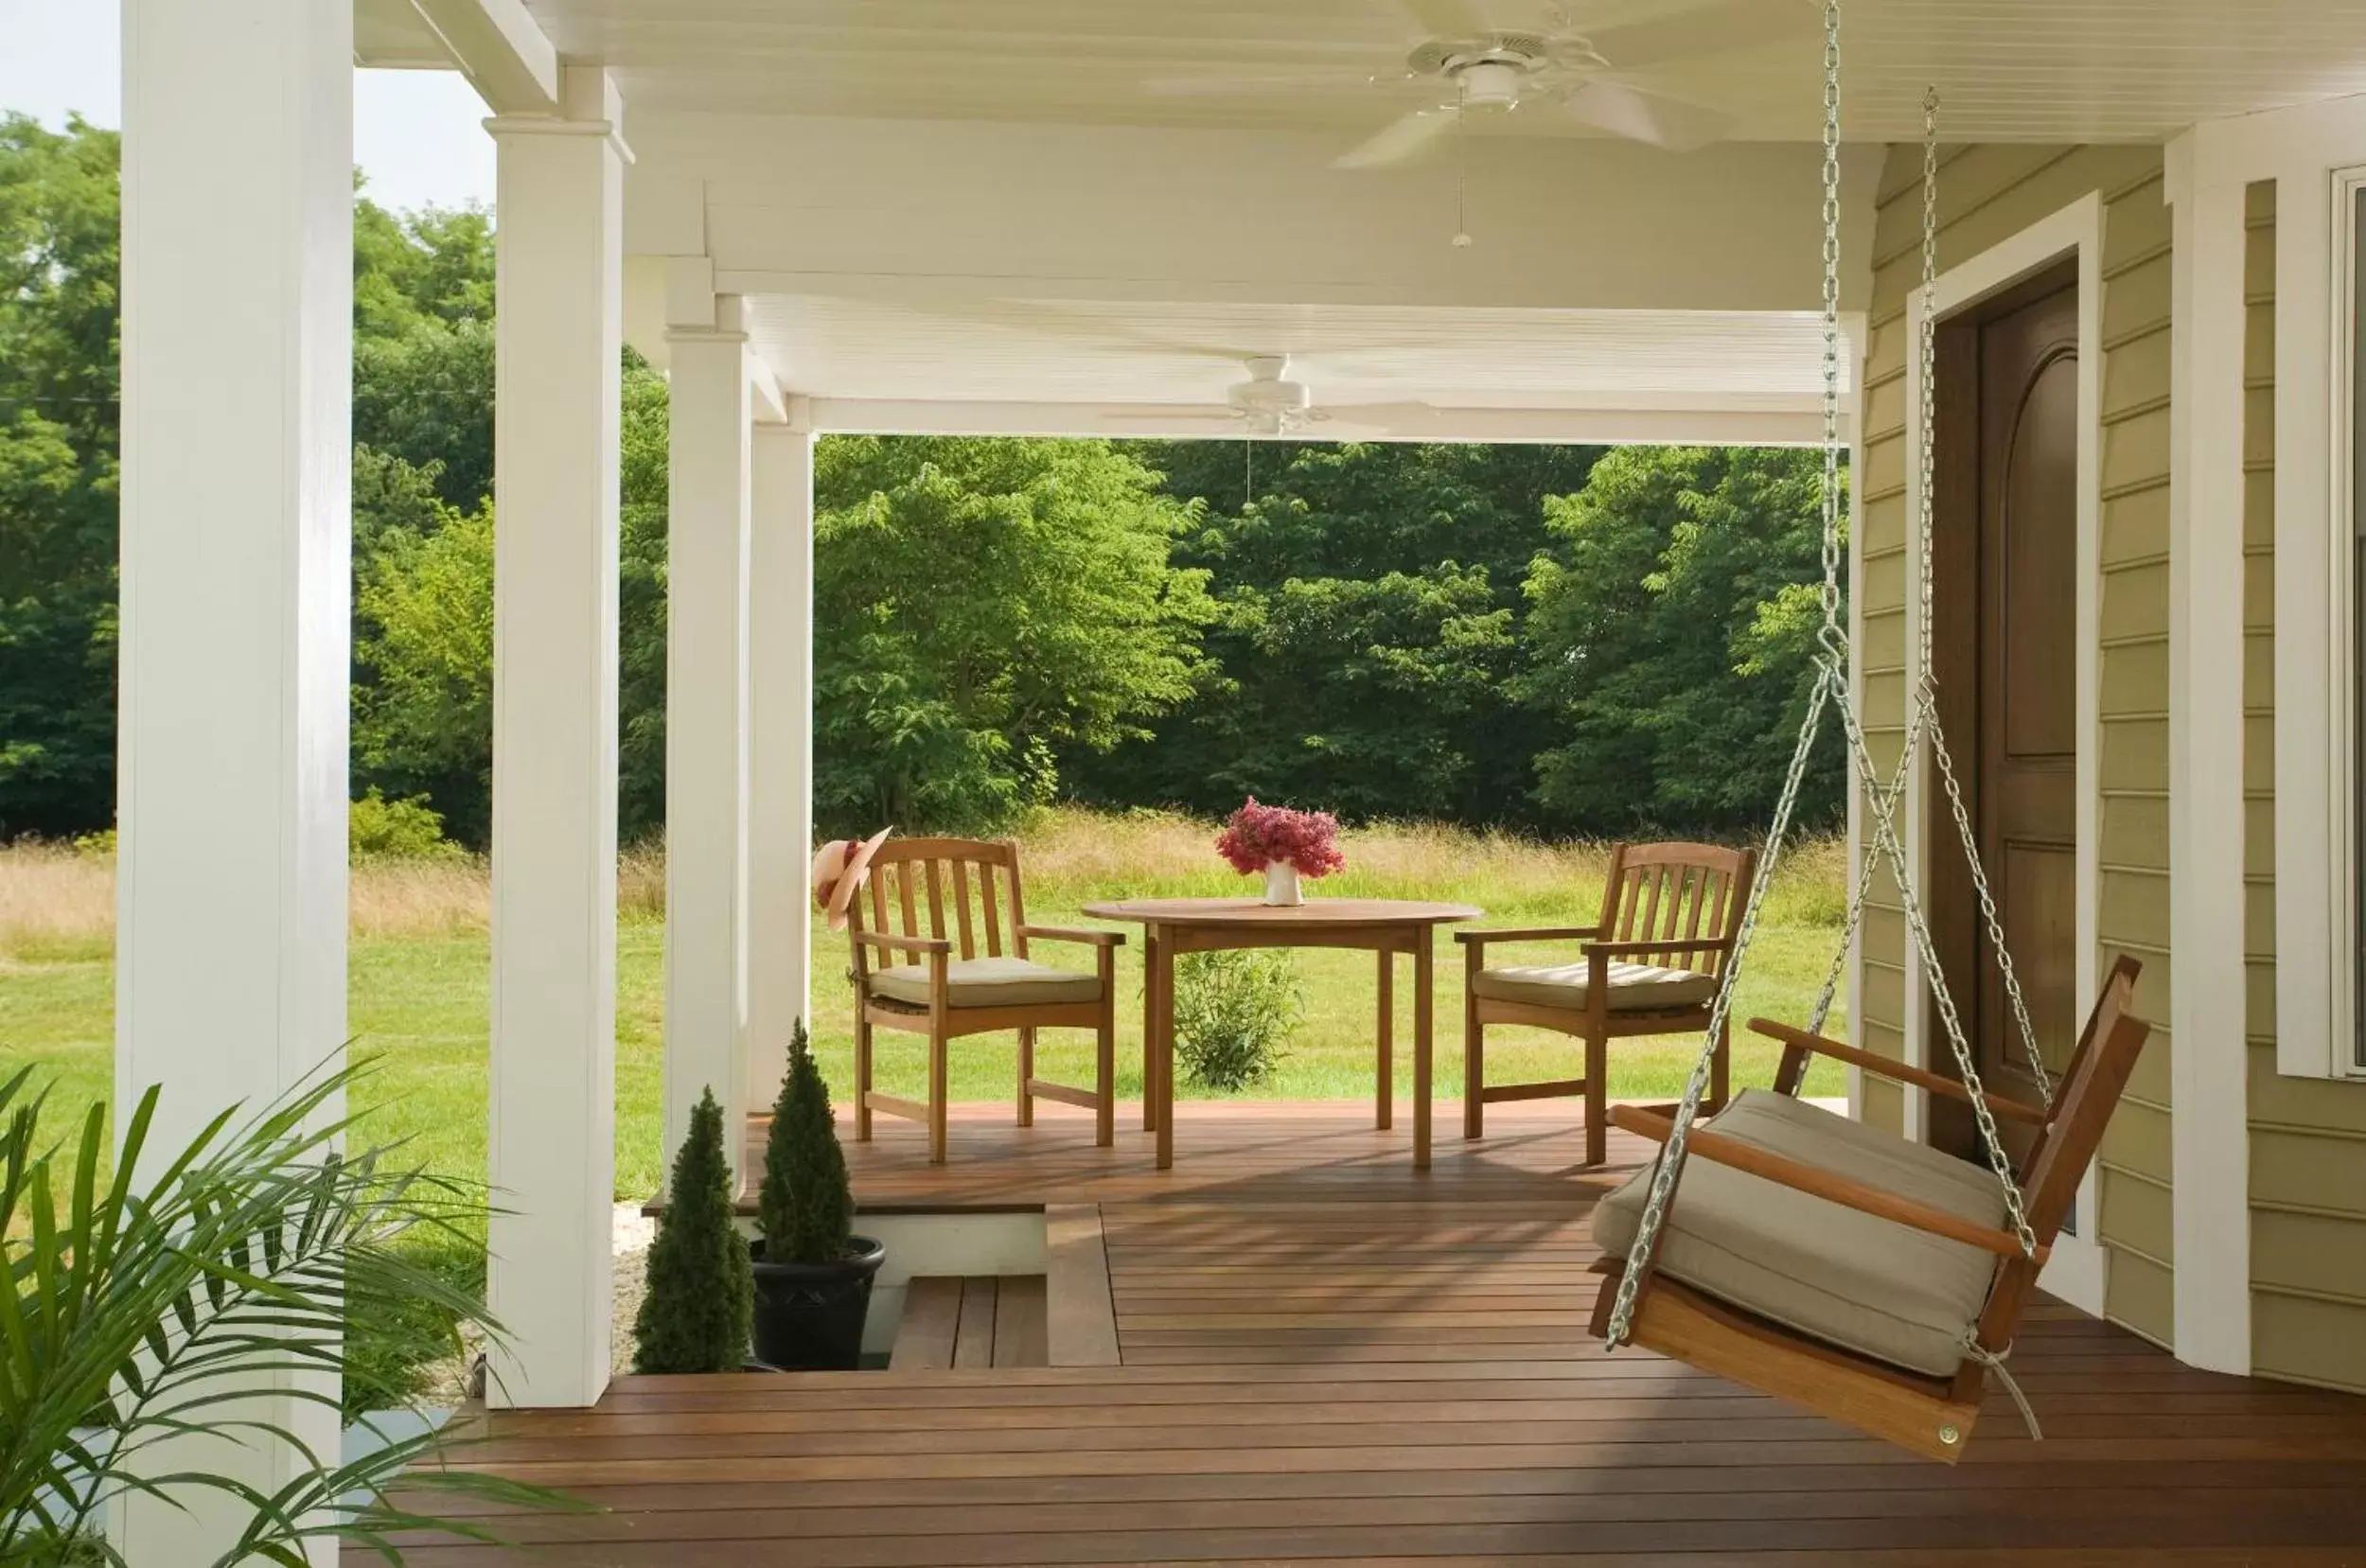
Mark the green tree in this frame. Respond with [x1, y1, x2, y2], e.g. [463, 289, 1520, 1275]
[0, 115, 120, 838]
[1080, 440, 1600, 826]
[756, 1020, 854, 1264]
[814, 435, 1214, 830]
[632, 1087, 753, 1375]
[1520, 445, 1843, 834]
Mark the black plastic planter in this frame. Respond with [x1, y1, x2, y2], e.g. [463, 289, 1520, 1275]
[749, 1237, 887, 1370]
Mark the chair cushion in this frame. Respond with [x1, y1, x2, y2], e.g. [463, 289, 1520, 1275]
[1473, 960, 1720, 1013]
[868, 955, 1101, 1010]
[1592, 1088, 2005, 1377]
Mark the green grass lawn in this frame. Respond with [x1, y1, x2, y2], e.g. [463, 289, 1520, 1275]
[2, 814, 1849, 1205]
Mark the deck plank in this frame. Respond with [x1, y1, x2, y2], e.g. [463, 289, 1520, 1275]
[396, 1101, 2366, 1565]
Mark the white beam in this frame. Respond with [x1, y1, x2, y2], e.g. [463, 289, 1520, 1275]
[664, 299, 755, 1188]
[117, 0, 351, 1559]
[486, 66, 626, 1410]
[801, 398, 1835, 448]
[747, 424, 817, 1106]
[405, 0, 559, 115]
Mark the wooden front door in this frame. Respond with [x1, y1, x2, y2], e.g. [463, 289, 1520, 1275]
[1928, 261, 2081, 1164]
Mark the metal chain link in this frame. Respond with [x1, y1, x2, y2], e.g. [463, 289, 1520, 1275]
[1605, 23, 2047, 1351]
[1806, 86, 2055, 1113]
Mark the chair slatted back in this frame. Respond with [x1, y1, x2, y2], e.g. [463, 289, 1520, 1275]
[1596, 842, 1757, 976]
[848, 837, 1029, 968]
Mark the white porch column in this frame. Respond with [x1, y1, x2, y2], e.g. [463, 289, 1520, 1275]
[747, 421, 818, 1104]
[116, 0, 350, 1560]
[665, 298, 755, 1185]
[485, 69, 627, 1409]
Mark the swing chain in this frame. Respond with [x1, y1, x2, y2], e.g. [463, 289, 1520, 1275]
[1604, 0, 1854, 1351]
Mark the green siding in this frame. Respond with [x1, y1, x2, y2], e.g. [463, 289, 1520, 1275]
[2240, 181, 2366, 1394]
[1857, 144, 2173, 1348]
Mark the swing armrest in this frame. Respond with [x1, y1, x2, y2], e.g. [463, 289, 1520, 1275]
[1455, 925, 1604, 947]
[1749, 1019, 2050, 1126]
[1610, 1104, 2046, 1264]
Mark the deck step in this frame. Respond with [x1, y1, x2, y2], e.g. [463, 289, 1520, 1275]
[891, 1275, 1048, 1370]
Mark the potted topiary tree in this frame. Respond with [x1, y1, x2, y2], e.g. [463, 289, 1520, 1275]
[632, 1085, 753, 1373]
[750, 1020, 887, 1370]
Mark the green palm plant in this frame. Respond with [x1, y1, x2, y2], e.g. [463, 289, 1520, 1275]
[0, 1060, 578, 1566]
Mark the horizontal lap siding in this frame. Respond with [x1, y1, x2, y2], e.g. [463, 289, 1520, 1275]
[1857, 144, 2174, 1348]
[2241, 182, 2366, 1394]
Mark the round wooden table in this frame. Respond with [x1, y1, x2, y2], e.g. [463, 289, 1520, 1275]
[1079, 897, 1482, 1172]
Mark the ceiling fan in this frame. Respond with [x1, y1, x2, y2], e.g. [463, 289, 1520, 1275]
[1146, 0, 1814, 167]
[1116, 356, 1438, 439]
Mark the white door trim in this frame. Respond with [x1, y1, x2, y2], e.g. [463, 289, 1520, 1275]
[1898, 192, 2108, 1317]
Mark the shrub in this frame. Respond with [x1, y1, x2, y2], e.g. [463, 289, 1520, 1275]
[758, 1020, 854, 1264]
[351, 788, 464, 860]
[1172, 948, 1302, 1091]
[631, 1087, 752, 1373]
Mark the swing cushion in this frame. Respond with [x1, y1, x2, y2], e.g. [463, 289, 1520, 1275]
[1472, 960, 1721, 1013]
[867, 956, 1102, 1010]
[1592, 1089, 2006, 1377]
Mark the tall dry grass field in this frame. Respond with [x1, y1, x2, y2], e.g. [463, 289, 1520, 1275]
[3, 809, 1850, 1203]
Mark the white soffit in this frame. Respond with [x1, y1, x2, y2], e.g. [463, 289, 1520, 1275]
[740, 293, 1842, 413]
[502, 0, 2366, 146]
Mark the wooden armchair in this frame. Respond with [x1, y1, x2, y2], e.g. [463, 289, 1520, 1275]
[1457, 841, 1756, 1166]
[846, 837, 1121, 1165]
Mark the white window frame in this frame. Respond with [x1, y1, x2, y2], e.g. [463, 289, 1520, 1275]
[2323, 167, 2366, 1081]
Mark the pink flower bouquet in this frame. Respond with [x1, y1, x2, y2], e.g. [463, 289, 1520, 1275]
[1215, 798, 1346, 879]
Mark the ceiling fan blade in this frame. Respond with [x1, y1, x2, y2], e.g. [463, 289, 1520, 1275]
[1334, 106, 1460, 169]
[1400, 0, 1491, 38]
[1309, 399, 1441, 435]
[1580, 0, 1818, 70]
[1104, 407, 1249, 427]
[1142, 66, 1406, 98]
[1560, 79, 1734, 152]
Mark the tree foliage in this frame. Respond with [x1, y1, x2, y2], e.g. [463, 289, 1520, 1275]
[756, 1020, 854, 1265]
[632, 1087, 752, 1375]
[813, 434, 1214, 831]
[0, 115, 119, 838]
[1520, 445, 1842, 834]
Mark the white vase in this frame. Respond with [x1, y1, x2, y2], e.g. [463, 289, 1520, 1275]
[1262, 861, 1302, 907]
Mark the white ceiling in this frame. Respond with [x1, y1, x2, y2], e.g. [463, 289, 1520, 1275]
[495, 0, 2366, 146]
[740, 293, 1841, 417]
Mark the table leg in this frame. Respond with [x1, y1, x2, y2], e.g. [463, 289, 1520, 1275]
[1414, 931, 1434, 1172]
[1140, 926, 1161, 1133]
[1154, 929, 1176, 1171]
[1375, 946, 1393, 1132]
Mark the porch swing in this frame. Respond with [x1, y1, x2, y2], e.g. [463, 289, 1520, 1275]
[1583, 1, 2153, 1464]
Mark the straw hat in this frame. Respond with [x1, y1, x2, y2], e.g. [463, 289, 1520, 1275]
[810, 826, 892, 931]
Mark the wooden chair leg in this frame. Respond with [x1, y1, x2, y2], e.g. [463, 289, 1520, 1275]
[1463, 993, 1484, 1141]
[1016, 1026, 1036, 1128]
[1709, 1016, 1732, 1115]
[928, 1026, 950, 1166]
[1095, 1009, 1116, 1149]
[855, 1012, 874, 1141]
[1584, 1031, 1609, 1168]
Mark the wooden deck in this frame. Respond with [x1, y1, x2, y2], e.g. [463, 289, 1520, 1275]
[408, 1101, 2366, 1565]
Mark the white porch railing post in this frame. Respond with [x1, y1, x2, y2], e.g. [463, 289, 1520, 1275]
[485, 68, 628, 1409]
[665, 298, 756, 1187]
[116, 0, 351, 1559]
[747, 422, 818, 1106]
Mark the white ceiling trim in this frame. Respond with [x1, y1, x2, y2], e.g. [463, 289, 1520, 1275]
[403, 0, 559, 115]
[805, 397, 1833, 447]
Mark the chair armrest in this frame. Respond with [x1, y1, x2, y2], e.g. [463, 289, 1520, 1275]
[1453, 925, 1604, 946]
[850, 930, 951, 957]
[1584, 938, 1733, 961]
[1611, 1105, 2042, 1263]
[1015, 924, 1126, 948]
[1749, 1019, 2049, 1127]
